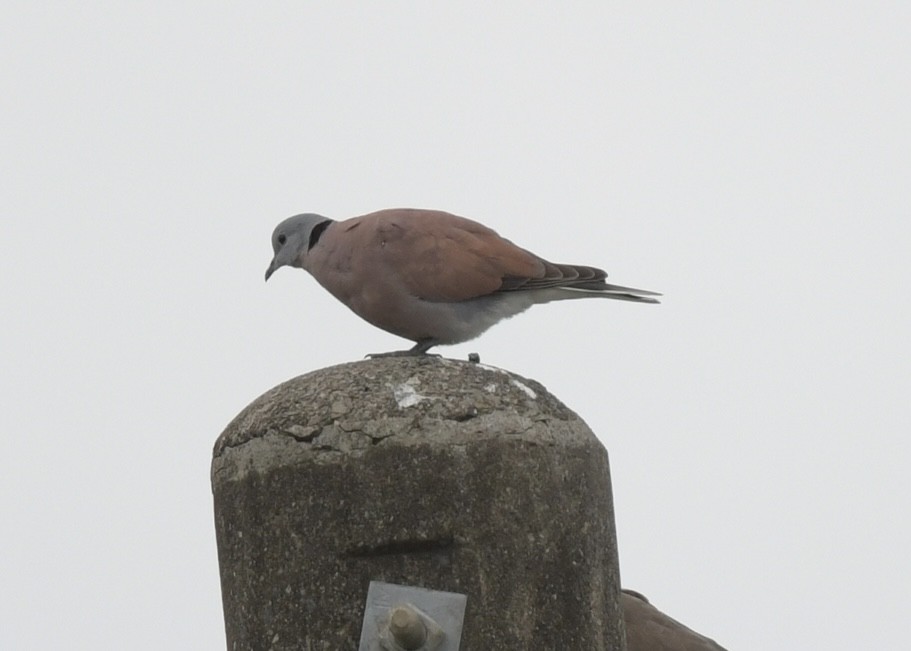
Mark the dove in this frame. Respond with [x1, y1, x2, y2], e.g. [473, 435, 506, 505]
[265, 208, 659, 355]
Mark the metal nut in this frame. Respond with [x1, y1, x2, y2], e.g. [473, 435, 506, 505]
[388, 605, 427, 650]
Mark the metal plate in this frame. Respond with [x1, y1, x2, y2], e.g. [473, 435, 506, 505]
[358, 581, 468, 651]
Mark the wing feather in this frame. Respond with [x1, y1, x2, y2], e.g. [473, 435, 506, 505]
[364, 209, 545, 301]
[349, 208, 660, 303]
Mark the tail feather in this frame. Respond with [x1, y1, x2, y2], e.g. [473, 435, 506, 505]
[500, 259, 660, 303]
[559, 284, 661, 303]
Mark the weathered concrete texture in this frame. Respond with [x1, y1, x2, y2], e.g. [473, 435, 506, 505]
[212, 357, 625, 651]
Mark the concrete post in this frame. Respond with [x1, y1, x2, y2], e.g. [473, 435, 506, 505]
[212, 357, 626, 650]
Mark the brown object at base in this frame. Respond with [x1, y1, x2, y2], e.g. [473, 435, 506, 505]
[622, 590, 728, 651]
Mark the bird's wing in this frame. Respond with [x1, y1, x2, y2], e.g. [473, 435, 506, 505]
[353, 209, 548, 302]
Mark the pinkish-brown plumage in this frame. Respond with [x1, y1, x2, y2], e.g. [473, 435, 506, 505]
[266, 208, 659, 354]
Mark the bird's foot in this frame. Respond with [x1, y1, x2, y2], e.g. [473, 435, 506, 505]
[366, 339, 439, 358]
[366, 350, 441, 359]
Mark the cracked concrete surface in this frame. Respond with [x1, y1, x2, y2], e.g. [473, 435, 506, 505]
[211, 356, 625, 651]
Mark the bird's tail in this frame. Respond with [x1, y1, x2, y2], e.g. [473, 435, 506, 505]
[559, 283, 661, 303]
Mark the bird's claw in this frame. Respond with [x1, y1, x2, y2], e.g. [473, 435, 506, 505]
[365, 350, 441, 359]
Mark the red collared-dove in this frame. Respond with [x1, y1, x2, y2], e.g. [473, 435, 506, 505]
[265, 208, 659, 354]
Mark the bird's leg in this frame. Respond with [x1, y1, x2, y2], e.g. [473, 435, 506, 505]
[409, 339, 438, 355]
[366, 338, 440, 359]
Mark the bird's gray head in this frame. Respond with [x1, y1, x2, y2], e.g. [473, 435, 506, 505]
[265, 213, 333, 281]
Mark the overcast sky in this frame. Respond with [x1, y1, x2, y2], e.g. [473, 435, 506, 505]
[2, 3, 909, 649]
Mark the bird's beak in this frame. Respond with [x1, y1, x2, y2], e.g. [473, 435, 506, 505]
[265, 258, 278, 281]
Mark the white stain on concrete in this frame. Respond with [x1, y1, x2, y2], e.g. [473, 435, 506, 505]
[475, 363, 538, 400]
[393, 382, 427, 408]
[510, 379, 537, 399]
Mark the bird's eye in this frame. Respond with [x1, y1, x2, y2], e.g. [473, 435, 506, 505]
[277, 234, 287, 245]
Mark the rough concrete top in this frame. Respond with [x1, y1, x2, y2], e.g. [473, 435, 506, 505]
[212, 357, 623, 650]
[212, 356, 593, 484]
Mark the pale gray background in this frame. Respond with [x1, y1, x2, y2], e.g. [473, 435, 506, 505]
[2, 3, 908, 649]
